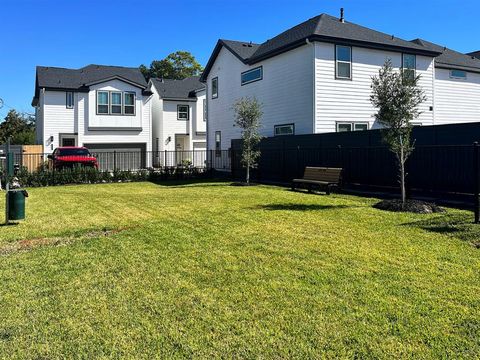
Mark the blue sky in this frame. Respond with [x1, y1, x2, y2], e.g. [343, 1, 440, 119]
[1, 0, 479, 120]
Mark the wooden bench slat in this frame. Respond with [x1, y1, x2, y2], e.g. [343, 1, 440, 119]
[292, 166, 343, 195]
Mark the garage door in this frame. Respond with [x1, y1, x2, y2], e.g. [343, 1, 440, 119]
[84, 143, 147, 171]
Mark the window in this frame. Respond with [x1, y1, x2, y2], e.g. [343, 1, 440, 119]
[241, 66, 263, 85]
[402, 54, 416, 81]
[110, 92, 122, 114]
[177, 105, 189, 120]
[274, 124, 295, 136]
[66, 92, 74, 109]
[203, 99, 207, 121]
[336, 45, 352, 79]
[211, 77, 218, 99]
[124, 92, 135, 115]
[215, 131, 221, 156]
[97, 91, 109, 114]
[450, 69, 467, 79]
[336, 122, 369, 132]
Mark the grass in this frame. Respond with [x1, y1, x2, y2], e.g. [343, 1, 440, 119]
[0, 182, 479, 358]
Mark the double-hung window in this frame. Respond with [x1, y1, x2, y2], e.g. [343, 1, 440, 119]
[241, 66, 263, 85]
[97, 91, 109, 114]
[177, 105, 189, 120]
[124, 92, 135, 115]
[66, 92, 74, 109]
[110, 92, 122, 114]
[402, 54, 416, 81]
[336, 45, 352, 79]
[211, 77, 218, 99]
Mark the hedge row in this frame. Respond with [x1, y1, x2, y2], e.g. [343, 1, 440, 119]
[1, 166, 209, 188]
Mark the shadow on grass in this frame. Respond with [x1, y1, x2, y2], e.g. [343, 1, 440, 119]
[403, 213, 480, 247]
[254, 203, 353, 211]
[150, 178, 227, 188]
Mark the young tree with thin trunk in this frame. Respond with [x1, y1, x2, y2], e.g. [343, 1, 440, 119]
[370, 59, 426, 208]
[232, 97, 263, 185]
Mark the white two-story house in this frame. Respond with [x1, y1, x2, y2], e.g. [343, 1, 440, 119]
[201, 12, 480, 151]
[32, 64, 153, 162]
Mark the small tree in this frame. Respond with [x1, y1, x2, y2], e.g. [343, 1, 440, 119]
[233, 97, 263, 185]
[370, 59, 426, 208]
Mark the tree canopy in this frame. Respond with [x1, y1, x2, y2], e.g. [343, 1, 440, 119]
[140, 51, 203, 81]
[0, 109, 36, 145]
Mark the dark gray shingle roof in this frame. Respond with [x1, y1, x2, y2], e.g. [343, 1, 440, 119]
[411, 39, 480, 72]
[150, 76, 205, 100]
[201, 13, 442, 81]
[467, 51, 480, 60]
[36, 64, 147, 89]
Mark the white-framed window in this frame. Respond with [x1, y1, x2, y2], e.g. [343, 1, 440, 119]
[402, 54, 416, 81]
[124, 92, 135, 115]
[450, 69, 467, 79]
[336, 122, 369, 132]
[215, 131, 221, 156]
[241, 66, 263, 85]
[177, 105, 189, 120]
[274, 124, 295, 136]
[66, 92, 74, 109]
[336, 45, 352, 79]
[211, 77, 218, 99]
[203, 99, 207, 121]
[110, 91, 122, 114]
[97, 91, 109, 114]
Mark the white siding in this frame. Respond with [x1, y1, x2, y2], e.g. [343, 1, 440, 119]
[42, 90, 76, 151]
[161, 100, 192, 151]
[192, 90, 206, 144]
[206, 44, 314, 150]
[434, 68, 480, 124]
[314, 43, 435, 132]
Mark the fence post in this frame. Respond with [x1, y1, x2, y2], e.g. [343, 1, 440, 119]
[474, 142, 479, 224]
[231, 148, 235, 179]
[113, 151, 117, 171]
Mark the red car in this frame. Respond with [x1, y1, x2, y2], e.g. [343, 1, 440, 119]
[48, 147, 98, 170]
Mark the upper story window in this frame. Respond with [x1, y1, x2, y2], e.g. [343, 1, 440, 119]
[274, 124, 295, 136]
[97, 91, 109, 114]
[402, 54, 416, 81]
[211, 77, 218, 99]
[450, 69, 467, 79]
[124, 92, 135, 115]
[97, 90, 135, 115]
[241, 66, 263, 85]
[203, 99, 207, 122]
[110, 92, 122, 114]
[177, 105, 189, 120]
[336, 45, 352, 79]
[66, 92, 74, 109]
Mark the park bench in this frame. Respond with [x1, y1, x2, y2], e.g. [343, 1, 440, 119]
[292, 167, 342, 195]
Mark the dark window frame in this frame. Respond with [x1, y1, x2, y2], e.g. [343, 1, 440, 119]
[450, 69, 467, 80]
[335, 45, 352, 80]
[96, 90, 110, 115]
[336, 122, 369, 132]
[211, 77, 218, 99]
[96, 90, 136, 116]
[110, 91, 122, 114]
[402, 53, 416, 80]
[123, 92, 136, 116]
[274, 123, 295, 136]
[215, 131, 221, 156]
[177, 104, 189, 120]
[66, 91, 74, 109]
[241, 66, 263, 86]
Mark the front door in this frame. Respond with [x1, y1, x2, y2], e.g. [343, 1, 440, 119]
[175, 135, 188, 165]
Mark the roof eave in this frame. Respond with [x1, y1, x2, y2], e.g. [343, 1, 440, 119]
[84, 75, 146, 89]
[435, 62, 480, 74]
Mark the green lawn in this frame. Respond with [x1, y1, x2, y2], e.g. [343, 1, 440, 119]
[0, 182, 479, 358]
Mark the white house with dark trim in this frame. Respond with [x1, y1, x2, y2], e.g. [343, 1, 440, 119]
[32, 64, 153, 159]
[200, 11, 480, 152]
[149, 76, 206, 156]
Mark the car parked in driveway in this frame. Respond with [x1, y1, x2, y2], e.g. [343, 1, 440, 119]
[48, 147, 98, 170]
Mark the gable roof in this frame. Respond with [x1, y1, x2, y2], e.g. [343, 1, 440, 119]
[150, 76, 205, 100]
[467, 50, 480, 60]
[33, 64, 148, 106]
[200, 13, 442, 81]
[411, 39, 480, 73]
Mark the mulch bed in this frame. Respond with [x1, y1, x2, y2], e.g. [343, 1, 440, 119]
[373, 199, 445, 214]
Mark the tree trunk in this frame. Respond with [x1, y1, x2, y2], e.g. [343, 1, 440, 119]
[399, 137, 406, 209]
[246, 156, 250, 185]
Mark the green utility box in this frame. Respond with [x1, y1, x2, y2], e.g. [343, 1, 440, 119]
[7, 189, 28, 221]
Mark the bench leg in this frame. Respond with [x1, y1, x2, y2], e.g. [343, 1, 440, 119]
[326, 185, 331, 195]
[308, 184, 313, 193]
[291, 182, 295, 191]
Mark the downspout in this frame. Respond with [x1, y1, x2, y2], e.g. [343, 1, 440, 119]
[306, 38, 316, 133]
[432, 58, 436, 125]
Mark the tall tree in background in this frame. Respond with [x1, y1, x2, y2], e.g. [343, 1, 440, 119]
[0, 110, 35, 145]
[140, 51, 203, 81]
[370, 59, 426, 208]
[233, 97, 263, 185]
